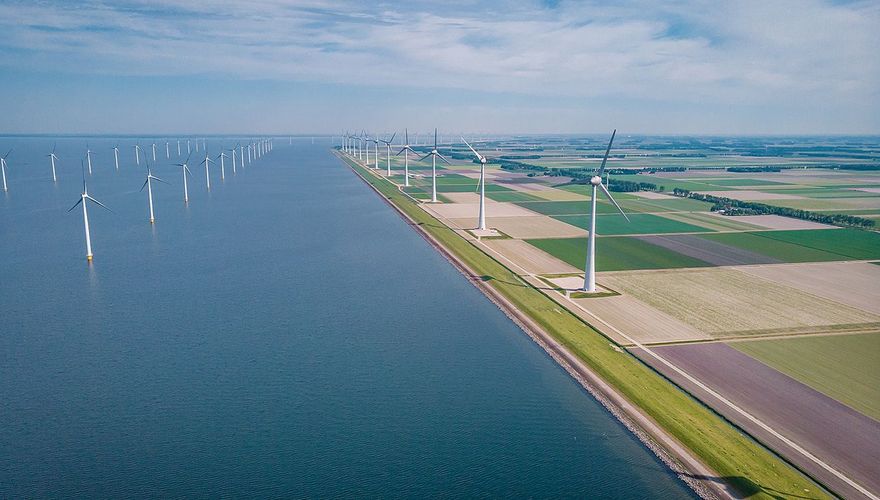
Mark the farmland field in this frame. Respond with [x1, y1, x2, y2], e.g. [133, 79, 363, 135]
[554, 213, 714, 235]
[731, 333, 880, 420]
[697, 230, 875, 262]
[526, 237, 712, 271]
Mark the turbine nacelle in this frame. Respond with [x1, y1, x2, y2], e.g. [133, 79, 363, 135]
[590, 175, 602, 186]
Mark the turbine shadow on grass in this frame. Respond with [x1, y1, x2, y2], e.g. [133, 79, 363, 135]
[681, 473, 819, 500]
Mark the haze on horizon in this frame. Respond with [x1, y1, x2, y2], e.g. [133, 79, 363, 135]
[0, 0, 877, 136]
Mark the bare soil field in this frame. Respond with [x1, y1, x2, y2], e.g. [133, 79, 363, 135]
[635, 234, 781, 266]
[448, 215, 586, 239]
[736, 261, 880, 315]
[707, 214, 837, 230]
[442, 192, 481, 203]
[481, 239, 581, 275]
[698, 190, 806, 200]
[601, 268, 880, 337]
[632, 342, 880, 499]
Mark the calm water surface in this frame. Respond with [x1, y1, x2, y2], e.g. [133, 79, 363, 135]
[0, 137, 694, 497]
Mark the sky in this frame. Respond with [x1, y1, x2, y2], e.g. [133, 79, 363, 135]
[0, 0, 877, 135]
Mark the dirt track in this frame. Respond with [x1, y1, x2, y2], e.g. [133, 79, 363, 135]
[633, 343, 880, 499]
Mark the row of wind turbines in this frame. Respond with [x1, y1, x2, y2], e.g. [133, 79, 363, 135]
[41, 138, 275, 263]
[339, 129, 628, 293]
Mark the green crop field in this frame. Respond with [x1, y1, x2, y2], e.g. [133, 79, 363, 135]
[732, 333, 880, 420]
[554, 213, 714, 235]
[526, 237, 712, 271]
[486, 191, 545, 202]
[516, 200, 619, 216]
[618, 197, 715, 213]
[697, 232, 848, 262]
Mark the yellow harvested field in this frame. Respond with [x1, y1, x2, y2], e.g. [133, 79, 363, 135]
[447, 215, 586, 238]
[736, 261, 880, 315]
[707, 213, 837, 230]
[507, 183, 587, 201]
[424, 201, 538, 219]
[481, 239, 581, 275]
[698, 190, 805, 200]
[442, 192, 481, 203]
[571, 293, 712, 345]
[601, 268, 880, 337]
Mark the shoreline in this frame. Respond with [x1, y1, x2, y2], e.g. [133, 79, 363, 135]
[337, 151, 728, 499]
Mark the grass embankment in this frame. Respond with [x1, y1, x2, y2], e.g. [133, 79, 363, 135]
[732, 333, 880, 421]
[342, 154, 827, 499]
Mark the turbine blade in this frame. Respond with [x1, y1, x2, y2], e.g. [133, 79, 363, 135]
[388, 132, 396, 144]
[67, 197, 83, 212]
[184, 165, 193, 176]
[437, 152, 452, 165]
[597, 129, 617, 177]
[86, 195, 112, 212]
[418, 153, 432, 162]
[461, 137, 483, 162]
[140, 178, 149, 192]
[152, 175, 169, 184]
[599, 183, 629, 222]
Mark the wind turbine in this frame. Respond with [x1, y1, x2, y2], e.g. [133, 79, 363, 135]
[379, 132, 396, 176]
[151, 143, 157, 162]
[47, 144, 59, 182]
[462, 137, 489, 231]
[175, 152, 193, 203]
[201, 152, 214, 190]
[582, 129, 629, 292]
[112, 144, 120, 170]
[1, 149, 11, 191]
[187, 139, 191, 155]
[371, 136, 381, 169]
[396, 129, 419, 187]
[177, 139, 181, 156]
[133, 144, 141, 166]
[165, 141, 170, 159]
[217, 151, 228, 181]
[68, 161, 110, 262]
[140, 162, 169, 224]
[230, 147, 237, 174]
[419, 129, 450, 203]
[239, 144, 245, 168]
[86, 144, 94, 174]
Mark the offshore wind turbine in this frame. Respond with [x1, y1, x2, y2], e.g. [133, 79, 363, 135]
[462, 137, 489, 231]
[187, 139, 191, 155]
[47, 144, 59, 182]
[86, 144, 94, 174]
[133, 144, 141, 166]
[239, 144, 245, 168]
[379, 132, 396, 176]
[68, 161, 110, 262]
[582, 129, 629, 292]
[419, 129, 450, 203]
[201, 152, 214, 190]
[141, 162, 169, 224]
[177, 139, 181, 156]
[1, 149, 11, 191]
[395, 129, 419, 187]
[230, 147, 237, 174]
[165, 141, 170, 159]
[151, 143, 157, 162]
[175, 152, 193, 203]
[217, 151, 228, 180]
[112, 144, 120, 170]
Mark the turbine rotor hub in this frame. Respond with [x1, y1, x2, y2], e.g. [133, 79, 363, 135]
[590, 175, 602, 186]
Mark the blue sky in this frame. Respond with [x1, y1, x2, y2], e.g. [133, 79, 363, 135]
[0, 0, 877, 135]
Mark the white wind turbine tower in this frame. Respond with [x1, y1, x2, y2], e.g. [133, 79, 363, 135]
[462, 137, 490, 231]
[151, 143, 157, 162]
[201, 152, 214, 190]
[239, 144, 245, 168]
[86, 144, 94, 174]
[419, 129, 450, 203]
[175, 153, 194, 203]
[141, 162, 169, 224]
[230, 146, 237, 174]
[195, 139, 200, 153]
[372, 136, 381, 169]
[187, 139, 191, 155]
[379, 132, 396, 176]
[177, 139, 181, 156]
[1, 149, 11, 191]
[583, 129, 629, 292]
[165, 141, 170, 159]
[112, 144, 120, 170]
[217, 151, 228, 181]
[47, 144, 59, 182]
[68, 161, 111, 262]
[247, 144, 252, 164]
[133, 144, 141, 166]
[395, 129, 419, 188]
